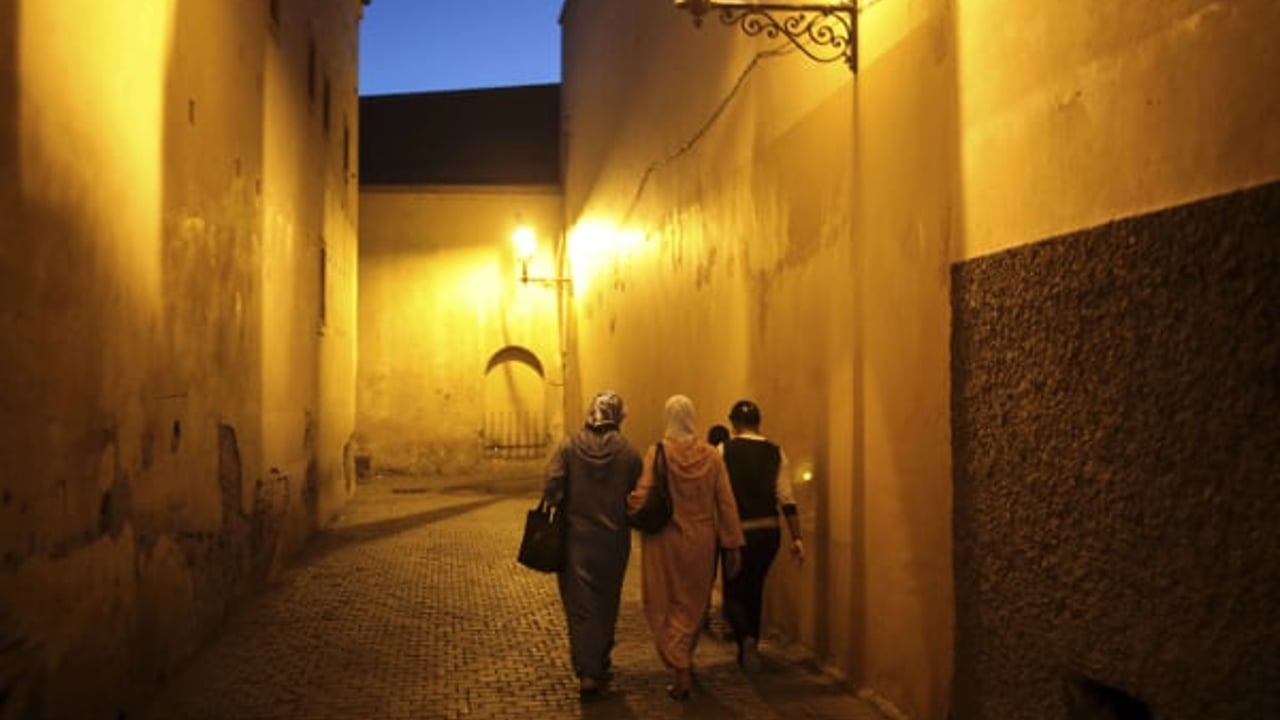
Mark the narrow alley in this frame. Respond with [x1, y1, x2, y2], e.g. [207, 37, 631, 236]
[140, 476, 886, 720]
[6, 2, 1279, 718]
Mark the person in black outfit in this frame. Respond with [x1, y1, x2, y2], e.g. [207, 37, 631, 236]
[707, 424, 731, 450]
[719, 400, 805, 672]
[543, 390, 644, 699]
[701, 423, 732, 634]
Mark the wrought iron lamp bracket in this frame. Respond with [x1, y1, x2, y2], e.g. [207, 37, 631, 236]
[518, 261, 572, 287]
[677, 1, 857, 72]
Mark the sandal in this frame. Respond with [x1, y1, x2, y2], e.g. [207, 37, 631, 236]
[665, 683, 691, 701]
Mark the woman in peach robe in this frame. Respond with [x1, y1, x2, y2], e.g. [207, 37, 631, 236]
[629, 394, 745, 699]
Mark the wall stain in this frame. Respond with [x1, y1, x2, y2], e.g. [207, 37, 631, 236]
[0, 604, 43, 720]
[97, 470, 131, 540]
[174, 422, 291, 630]
[140, 425, 156, 471]
[303, 459, 319, 528]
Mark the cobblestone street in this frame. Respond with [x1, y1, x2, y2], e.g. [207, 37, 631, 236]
[142, 477, 886, 720]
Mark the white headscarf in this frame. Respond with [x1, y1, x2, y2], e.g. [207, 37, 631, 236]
[663, 394, 697, 442]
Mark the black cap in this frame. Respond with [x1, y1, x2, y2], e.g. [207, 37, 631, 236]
[729, 400, 761, 426]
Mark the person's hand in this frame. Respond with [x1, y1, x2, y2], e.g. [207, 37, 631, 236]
[723, 547, 743, 579]
[790, 538, 806, 565]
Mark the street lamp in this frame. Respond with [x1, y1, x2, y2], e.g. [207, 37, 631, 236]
[672, 0, 857, 72]
[511, 225, 571, 286]
[512, 225, 537, 283]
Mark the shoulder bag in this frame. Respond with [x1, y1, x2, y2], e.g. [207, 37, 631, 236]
[628, 441, 673, 533]
[517, 500, 566, 573]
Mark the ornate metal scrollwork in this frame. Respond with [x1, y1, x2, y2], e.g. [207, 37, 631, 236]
[678, 2, 857, 71]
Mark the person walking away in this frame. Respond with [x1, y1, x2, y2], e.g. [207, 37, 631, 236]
[707, 424, 730, 452]
[702, 423, 732, 633]
[720, 399, 806, 672]
[542, 390, 644, 699]
[628, 395, 745, 700]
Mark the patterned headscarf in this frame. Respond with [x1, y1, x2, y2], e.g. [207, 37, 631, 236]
[585, 390, 625, 430]
[663, 394, 697, 441]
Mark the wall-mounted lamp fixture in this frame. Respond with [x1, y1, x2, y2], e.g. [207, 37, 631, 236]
[512, 225, 572, 286]
[673, 1, 857, 72]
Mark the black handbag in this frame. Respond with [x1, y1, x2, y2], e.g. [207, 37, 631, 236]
[628, 441, 673, 533]
[517, 500, 565, 573]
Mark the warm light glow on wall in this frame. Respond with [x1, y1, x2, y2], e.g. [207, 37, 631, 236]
[391, 250, 512, 333]
[857, 0, 928, 69]
[617, 227, 646, 252]
[512, 225, 537, 261]
[793, 463, 815, 484]
[566, 218, 650, 294]
[436, 251, 504, 308]
[20, 0, 177, 311]
[458, 260, 507, 307]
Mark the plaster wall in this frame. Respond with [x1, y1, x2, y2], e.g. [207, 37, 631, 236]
[0, 1, 362, 718]
[955, 0, 1280, 261]
[357, 187, 564, 480]
[561, 1, 954, 717]
[853, 2, 960, 717]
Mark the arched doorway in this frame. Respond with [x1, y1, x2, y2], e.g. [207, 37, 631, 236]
[482, 346, 549, 459]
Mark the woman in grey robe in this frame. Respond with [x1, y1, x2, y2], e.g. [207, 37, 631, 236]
[542, 390, 643, 699]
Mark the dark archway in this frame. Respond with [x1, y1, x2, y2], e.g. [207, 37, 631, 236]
[482, 346, 548, 459]
[484, 345, 545, 379]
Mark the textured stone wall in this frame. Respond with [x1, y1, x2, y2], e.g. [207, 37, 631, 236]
[952, 181, 1280, 719]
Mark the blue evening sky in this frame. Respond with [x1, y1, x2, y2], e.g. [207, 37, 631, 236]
[359, 0, 564, 96]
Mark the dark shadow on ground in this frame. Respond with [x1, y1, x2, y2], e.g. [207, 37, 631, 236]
[298, 496, 507, 563]
[688, 674, 747, 717]
[579, 691, 642, 720]
[359, 473, 544, 497]
[745, 653, 864, 714]
[576, 670, 740, 719]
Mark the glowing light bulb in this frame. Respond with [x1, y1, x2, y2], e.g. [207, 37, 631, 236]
[512, 226, 537, 261]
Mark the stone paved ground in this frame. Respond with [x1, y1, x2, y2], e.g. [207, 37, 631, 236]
[142, 477, 886, 720]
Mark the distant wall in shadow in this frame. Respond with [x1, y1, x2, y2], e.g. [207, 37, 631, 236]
[1, 10, 26, 720]
[952, 180, 1280, 719]
[0, 0, 13, 215]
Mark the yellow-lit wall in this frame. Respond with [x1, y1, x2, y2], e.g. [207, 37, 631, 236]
[357, 186, 565, 481]
[563, 1, 1279, 719]
[854, 2, 958, 717]
[0, 1, 363, 718]
[560, 0, 928, 712]
[956, 0, 1280, 261]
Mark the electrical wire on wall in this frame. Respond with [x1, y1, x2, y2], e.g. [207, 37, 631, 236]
[621, 0, 894, 223]
[622, 43, 796, 225]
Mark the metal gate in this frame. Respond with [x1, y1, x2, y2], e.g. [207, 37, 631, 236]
[482, 410, 548, 459]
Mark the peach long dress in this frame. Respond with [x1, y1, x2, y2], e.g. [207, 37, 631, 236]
[629, 437, 745, 671]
